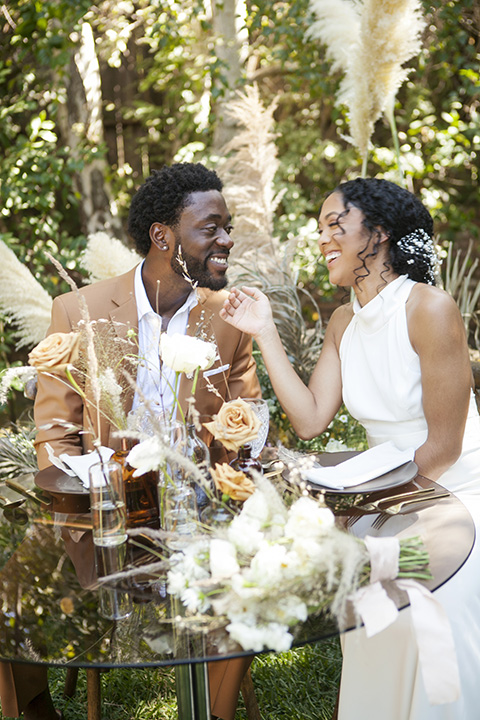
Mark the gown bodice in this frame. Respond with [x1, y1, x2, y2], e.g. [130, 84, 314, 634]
[339, 274, 480, 494]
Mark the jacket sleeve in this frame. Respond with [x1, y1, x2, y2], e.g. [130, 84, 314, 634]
[226, 330, 262, 403]
[33, 295, 86, 470]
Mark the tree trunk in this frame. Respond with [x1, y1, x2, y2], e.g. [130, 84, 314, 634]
[211, 0, 247, 150]
[56, 21, 125, 239]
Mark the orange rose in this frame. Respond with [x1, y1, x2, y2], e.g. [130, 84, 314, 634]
[28, 331, 80, 374]
[210, 463, 256, 502]
[203, 398, 261, 452]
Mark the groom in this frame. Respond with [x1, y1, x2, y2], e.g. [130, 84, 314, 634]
[0, 162, 261, 720]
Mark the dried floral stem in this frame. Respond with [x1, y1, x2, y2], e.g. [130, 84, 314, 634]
[45, 252, 102, 444]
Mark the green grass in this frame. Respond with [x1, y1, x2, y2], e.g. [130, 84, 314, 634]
[1, 641, 341, 719]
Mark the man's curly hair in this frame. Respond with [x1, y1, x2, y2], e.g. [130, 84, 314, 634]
[127, 163, 223, 256]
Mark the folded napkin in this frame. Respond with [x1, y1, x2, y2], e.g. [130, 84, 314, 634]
[304, 441, 415, 490]
[45, 443, 114, 488]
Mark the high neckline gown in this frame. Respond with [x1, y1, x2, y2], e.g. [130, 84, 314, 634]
[338, 275, 480, 719]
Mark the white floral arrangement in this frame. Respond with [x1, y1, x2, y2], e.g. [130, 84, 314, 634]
[165, 474, 431, 653]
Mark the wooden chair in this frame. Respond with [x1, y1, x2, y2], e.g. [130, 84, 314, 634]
[64, 665, 262, 720]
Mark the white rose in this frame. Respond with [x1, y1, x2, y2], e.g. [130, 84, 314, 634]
[209, 538, 240, 579]
[284, 497, 335, 540]
[159, 333, 217, 374]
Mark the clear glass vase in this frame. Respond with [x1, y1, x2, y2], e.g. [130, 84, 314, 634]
[157, 420, 199, 547]
[185, 422, 211, 512]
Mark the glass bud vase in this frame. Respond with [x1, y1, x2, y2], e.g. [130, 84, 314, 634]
[185, 423, 211, 513]
[230, 444, 263, 478]
[112, 438, 160, 531]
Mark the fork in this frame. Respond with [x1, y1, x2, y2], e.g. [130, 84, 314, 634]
[372, 491, 450, 528]
[356, 487, 435, 512]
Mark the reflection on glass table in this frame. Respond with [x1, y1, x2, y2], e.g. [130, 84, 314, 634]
[0, 467, 474, 720]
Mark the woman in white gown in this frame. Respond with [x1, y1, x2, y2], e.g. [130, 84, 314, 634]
[219, 177, 480, 720]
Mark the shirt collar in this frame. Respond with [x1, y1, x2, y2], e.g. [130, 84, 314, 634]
[134, 260, 198, 321]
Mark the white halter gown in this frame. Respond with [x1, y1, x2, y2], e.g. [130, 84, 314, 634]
[338, 275, 480, 720]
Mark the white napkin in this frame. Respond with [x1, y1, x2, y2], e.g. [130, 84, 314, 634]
[304, 441, 415, 489]
[56, 447, 115, 488]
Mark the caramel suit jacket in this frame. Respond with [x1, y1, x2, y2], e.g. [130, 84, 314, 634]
[33, 266, 261, 470]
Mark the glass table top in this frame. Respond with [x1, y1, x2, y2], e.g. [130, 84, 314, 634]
[0, 471, 474, 670]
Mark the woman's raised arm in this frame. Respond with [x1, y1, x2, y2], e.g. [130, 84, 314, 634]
[220, 286, 345, 439]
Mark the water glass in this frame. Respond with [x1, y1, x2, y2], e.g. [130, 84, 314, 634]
[98, 586, 133, 621]
[89, 460, 127, 548]
[89, 460, 132, 619]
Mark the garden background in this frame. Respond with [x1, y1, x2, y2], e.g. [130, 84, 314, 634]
[0, 1, 479, 718]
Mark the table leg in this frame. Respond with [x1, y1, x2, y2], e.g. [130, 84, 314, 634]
[86, 668, 102, 720]
[175, 662, 210, 720]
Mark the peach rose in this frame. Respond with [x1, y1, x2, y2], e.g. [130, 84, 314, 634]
[203, 398, 261, 452]
[28, 331, 80, 374]
[210, 463, 256, 502]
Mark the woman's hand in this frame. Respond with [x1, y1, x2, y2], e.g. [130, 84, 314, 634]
[220, 286, 274, 339]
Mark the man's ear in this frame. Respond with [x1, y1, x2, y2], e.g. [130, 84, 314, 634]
[150, 222, 171, 251]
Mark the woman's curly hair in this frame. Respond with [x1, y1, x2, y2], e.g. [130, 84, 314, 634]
[331, 177, 436, 286]
[127, 163, 223, 256]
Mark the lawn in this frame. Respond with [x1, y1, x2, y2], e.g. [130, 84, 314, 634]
[0, 641, 341, 720]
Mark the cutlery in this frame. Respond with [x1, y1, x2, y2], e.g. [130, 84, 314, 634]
[372, 491, 450, 528]
[356, 486, 435, 511]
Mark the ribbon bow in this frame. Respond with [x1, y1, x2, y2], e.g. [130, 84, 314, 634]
[352, 535, 460, 706]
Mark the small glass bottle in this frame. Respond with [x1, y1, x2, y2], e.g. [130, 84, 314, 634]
[230, 444, 263, 478]
[112, 439, 160, 531]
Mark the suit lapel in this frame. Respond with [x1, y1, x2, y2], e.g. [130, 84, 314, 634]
[106, 267, 139, 418]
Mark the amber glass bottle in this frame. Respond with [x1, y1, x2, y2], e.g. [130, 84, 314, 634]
[229, 444, 263, 478]
[112, 439, 160, 531]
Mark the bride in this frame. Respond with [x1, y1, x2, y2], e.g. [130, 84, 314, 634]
[220, 177, 480, 720]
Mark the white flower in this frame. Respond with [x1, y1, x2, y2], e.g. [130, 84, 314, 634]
[181, 587, 211, 614]
[126, 435, 165, 475]
[209, 539, 240, 579]
[167, 570, 188, 596]
[284, 497, 334, 540]
[159, 333, 217, 374]
[227, 515, 264, 555]
[239, 488, 272, 527]
[226, 621, 293, 653]
[275, 595, 308, 624]
[248, 542, 288, 588]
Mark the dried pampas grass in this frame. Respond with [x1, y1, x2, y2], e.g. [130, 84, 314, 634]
[218, 84, 284, 275]
[217, 84, 324, 380]
[81, 231, 141, 283]
[309, 0, 426, 173]
[0, 241, 53, 347]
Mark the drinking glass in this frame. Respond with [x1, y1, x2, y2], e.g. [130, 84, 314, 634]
[89, 460, 127, 547]
[89, 460, 132, 619]
[243, 398, 270, 458]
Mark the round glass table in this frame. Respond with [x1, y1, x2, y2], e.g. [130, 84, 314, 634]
[0, 468, 474, 719]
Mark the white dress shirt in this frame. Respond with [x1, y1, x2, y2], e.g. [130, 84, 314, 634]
[131, 261, 198, 418]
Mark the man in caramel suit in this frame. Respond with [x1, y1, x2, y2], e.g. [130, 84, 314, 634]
[0, 163, 260, 719]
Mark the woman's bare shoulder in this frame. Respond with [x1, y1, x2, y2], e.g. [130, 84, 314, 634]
[407, 282, 465, 346]
[325, 302, 355, 345]
[407, 282, 460, 319]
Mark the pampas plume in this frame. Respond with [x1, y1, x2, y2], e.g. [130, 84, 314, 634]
[218, 84, 285, 276]
[0, 241, 52, 347]
[81, 231, 141, 282]
[309, 0, 426, 174]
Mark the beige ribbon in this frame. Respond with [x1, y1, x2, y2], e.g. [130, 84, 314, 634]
[352, 534, 460, 705]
